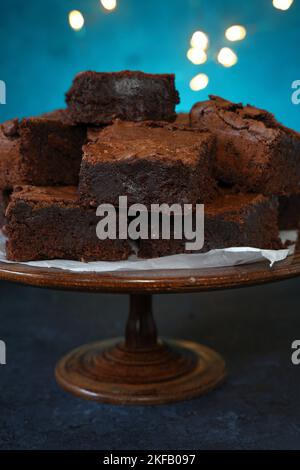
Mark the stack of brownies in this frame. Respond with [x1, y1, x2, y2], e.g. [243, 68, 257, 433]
[0, 70, 300, 262]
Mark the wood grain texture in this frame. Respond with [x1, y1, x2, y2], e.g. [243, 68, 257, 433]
[55, 338, 226, 405]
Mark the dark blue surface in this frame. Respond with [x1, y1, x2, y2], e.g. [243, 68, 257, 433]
[0, 278, 300, 450]
[0, 0, 300, 129]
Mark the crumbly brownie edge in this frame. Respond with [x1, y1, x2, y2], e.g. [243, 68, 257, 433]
[6, 189, 131, 262]
[79, 154, 216, 208]
[66, 71, 180, 124]
[79, 124, 217, 207]
[19, 118, 86, 186]
[138, 195, 280, 258]
[190, 97, 300, 195]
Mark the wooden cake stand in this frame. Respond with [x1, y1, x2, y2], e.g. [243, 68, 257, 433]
[0, 251, 300, 405]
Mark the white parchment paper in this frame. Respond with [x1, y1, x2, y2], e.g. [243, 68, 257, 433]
[0, 230, 297, 273]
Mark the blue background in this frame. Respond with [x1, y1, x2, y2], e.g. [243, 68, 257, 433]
[0, 0, 300, 129]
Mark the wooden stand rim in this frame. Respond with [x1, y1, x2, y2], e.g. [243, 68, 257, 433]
[0, 250, 300, 294]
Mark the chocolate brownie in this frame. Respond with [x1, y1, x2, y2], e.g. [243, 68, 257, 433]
[0, 190, 10, 228]
[6, 186, 131, 262]
[79, 121, 216, 208]
[190, 95, 300, 195]
[0, 110, 86, 188]
[66, 71, 180, 125]
[279, 193, 300, 229]
[175, 113, 190, 126]
[0, 120, 22, 189]
[138, 193, 280, 258]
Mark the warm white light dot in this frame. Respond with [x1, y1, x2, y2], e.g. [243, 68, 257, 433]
[190, 31, 209, 50]
[217, 47, 238, 67]
[100, 0, 117, 11]
[272, 0, 294, 10]
[225, 25, 247, 42]
[69, 10, 85, 31]
[187, 48, 207, 65]
[190, 74, 209, 91]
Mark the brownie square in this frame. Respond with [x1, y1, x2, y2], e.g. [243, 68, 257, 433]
[138, 193, 281, 258]
[66, 71, 180, 125]
[79, 121, 216, 208]
[279, 193, 300, 229]
[6, 186, 131, 262]
[0, 110, 86, 188]
[190, 95, 300, 195]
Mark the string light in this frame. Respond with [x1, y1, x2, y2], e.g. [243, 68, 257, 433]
[100, 0, 117, 11]
[272, 0, 294, 10]
[69, 10, 85, 31]
[190, 74, 209, 91]
[217, 47, 238, 67]
[187, 48, 207, 65]
[190, 31, 209, 50]
[225, 25, 247, 42]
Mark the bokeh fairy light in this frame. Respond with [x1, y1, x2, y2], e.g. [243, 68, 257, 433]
[190, 31, 209, 50]
[190, 73, 209, 91]
[225, 25, 247, 42]
[187, 48, 207, 65]
[65, 0, 297, 95]
[68, 10, 85, 31]
[217, 47, 238, 67]
[272, 0, 294, 10]
[2, 0, 299, 120]
[100, 0, 117, 11]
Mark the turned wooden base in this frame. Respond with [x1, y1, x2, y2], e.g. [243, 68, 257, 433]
[55, 294, 226, 405]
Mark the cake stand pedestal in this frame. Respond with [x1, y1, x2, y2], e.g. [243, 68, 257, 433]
[55, 293, 225, 404]
[0, 250, 300, 405]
